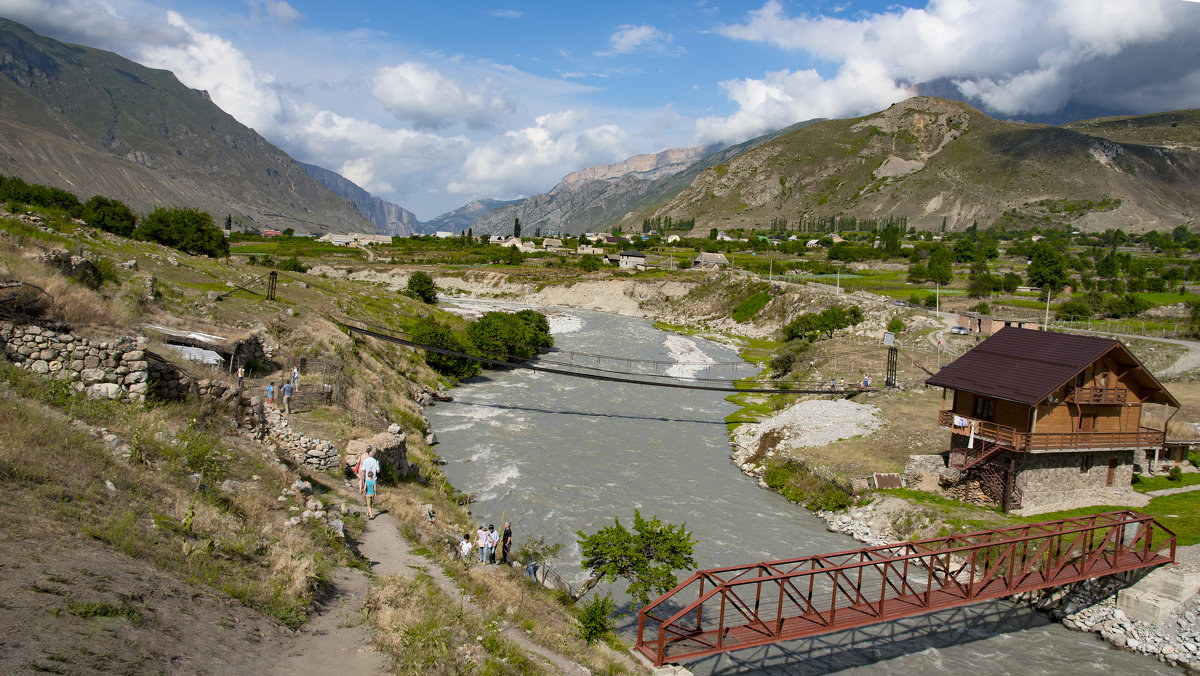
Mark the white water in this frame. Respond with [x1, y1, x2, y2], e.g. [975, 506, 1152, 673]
[425, 305, 1171, 674]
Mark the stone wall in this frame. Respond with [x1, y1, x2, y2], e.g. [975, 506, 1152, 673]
[345, 426, 414, 478]
[1017, 450, 1142, 513]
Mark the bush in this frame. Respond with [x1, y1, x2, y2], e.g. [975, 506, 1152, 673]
[134, 207, 229, 257]
[82, 195, 137, 237]
[577, 592, 617, 645]
[278, 256, 307, 273]
[405, 271, 438, 304]
[886, 318, 905, 333]
[579, 254, 600, 272]
[1169, 465, 1183, 482]
[408, 317, 480, 380]
[769, 340, 810, 376]
[466, 310, 553, 362]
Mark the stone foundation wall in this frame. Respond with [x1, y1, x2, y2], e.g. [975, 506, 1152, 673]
[1018, 450, 1136, 510]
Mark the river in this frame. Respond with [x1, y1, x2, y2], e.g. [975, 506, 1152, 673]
[424, 304, 1171, 675]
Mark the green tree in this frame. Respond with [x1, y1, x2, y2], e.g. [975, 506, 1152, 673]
[513, 217, 521, 238]
[467, 310, 553, 362]
[926, 246, 953, 285]
[1027, 242, 1068, 294]
[579, 253, 600, 272]
[134, 207, 229, 257]
[406, 271, 438, 304]
[887, 317, 905, 333]
[573, 510, 697, 606]
[408, 317, 480, 380]
[82, 195, 137, 237]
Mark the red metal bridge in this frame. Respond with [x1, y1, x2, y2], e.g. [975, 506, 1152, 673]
[636, 511, 1176, 667]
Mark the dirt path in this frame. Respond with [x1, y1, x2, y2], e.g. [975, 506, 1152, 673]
[275, 494, 590, 675]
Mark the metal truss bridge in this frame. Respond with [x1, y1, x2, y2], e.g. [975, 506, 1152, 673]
[636, 511, 1176, 667]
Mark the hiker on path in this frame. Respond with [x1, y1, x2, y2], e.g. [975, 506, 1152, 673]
[291, 365, 299, 393]
[500, 522, 512, 564]
[357, 448, 380, 519]
[237, 366, 244, 389]
[459, 533, 473, 563]
[281, 380, 293, 416]
[487, 524, 498, 564]
[266, 381, 275, 406]
[475, 524, 489, 563]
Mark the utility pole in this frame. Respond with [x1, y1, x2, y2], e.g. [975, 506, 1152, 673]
[1043, 288, 1051, 330]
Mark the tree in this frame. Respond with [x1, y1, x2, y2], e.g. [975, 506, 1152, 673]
[579, 253, 600, 272]
[1027, 242, 1068, 294]
[513, 217, 521, 238]
[82, 195, 136, 237]
[926, 246, 952, 285]
[134, 206, 229, 257]
[408, 317, 480, 380]
[574, 510, 696, 606]
[887, 317, 905, 333]
[406, 271, 438, 304]
[467, 310, 553, 362]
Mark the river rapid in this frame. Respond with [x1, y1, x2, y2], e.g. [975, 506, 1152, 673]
[424, 304, 1171, 675]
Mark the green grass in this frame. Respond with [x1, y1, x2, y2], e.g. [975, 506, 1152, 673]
[1131, 472, 1200, 493]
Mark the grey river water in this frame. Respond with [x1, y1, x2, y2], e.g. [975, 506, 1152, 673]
[424, 305, 1171, 675]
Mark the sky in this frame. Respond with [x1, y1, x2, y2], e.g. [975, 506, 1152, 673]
[2, 0, 1200, 220]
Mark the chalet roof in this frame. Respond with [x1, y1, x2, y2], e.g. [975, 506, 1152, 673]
[926, 327, 1179, 408]
[620, 249, 645, 258]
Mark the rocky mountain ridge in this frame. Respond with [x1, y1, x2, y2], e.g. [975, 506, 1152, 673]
[0, 18, 374, 235]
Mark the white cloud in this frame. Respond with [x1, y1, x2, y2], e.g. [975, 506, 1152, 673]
[372, 61, 515, 129]
[451, 110, 627, 198]
[599, 24, 673, 56]
[488, 9, 525, 19]
[249, 0, 302, 25]
[705, 0, 1200, 140]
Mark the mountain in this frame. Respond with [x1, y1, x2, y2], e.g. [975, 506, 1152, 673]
[298, 162, 418, 236]
[469, 122, 820, 236]
[638, 97, 1200, 234]
[421, 197, 519, 235]
[0, 18, 374, 235]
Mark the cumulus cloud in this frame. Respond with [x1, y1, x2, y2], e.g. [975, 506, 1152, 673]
[372, 62, 516, 129]
[451, 110, 627, 198]
[599, 24, 674, 56]
[703, 0, 1200, 142]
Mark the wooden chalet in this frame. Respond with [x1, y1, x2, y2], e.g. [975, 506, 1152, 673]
[926, 327, 1179, 512]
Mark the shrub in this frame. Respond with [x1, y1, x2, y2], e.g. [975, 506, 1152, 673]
[466, 310, 553, 362]
[278, 256, 307, 273]
[408, 317, 480, 380]
[732, 291, 771, 323]
[82, 195, 137, 237]
[579, 254, 600, 272]
[134, 207, 229, 257]
[886, 317, 905, 333]
[405, 271, 438, 304]
[1169, 465, 1183, 482]
[769, 340, 810, 376]
[577, 592, 617, 645]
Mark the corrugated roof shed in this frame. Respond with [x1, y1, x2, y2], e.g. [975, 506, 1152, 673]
[926, 327, 1178, 407]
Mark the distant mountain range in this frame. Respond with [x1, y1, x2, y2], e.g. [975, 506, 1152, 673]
[0, 18, 373, 235]
[637, 97, 1200, 234]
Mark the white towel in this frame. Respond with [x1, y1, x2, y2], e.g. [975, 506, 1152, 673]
[968, 421, 975, 449]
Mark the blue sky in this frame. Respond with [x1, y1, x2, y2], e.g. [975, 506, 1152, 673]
[3, 0, 1200, 219]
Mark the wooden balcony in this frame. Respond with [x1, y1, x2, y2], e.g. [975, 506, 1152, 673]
[938, 410, 1164, 453]
[1065, 386, 1129, 405]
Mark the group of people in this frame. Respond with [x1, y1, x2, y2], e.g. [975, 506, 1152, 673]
[356, 448, 379, 519]
[460, 522, 511, 566]
[262, 365, 301, 416]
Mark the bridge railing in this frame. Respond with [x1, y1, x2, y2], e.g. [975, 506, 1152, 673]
[636, 511, 1175, 666]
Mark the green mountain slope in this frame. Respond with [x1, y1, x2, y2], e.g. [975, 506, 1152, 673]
[638, 97, 1200, 234]
[0, 18, 373, 234]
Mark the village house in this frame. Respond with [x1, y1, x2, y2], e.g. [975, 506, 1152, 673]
[957, 312, 1040, 335]
[618, 249, 646, 270]
[602, 235, 623, 245]
[489, 234, 507, 244]
[692, 252, 729, 270]
[542, 237, 568, 252]
[924, 327, 1178, 514]
[576, 244, 604, 255]
[262, 230, 284, 238]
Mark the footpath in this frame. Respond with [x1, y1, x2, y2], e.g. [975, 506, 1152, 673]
[271, 476, 591, 675]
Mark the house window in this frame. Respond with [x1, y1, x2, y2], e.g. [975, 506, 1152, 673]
[973, 397, 995, 420]
[1080, 454, 1094, 473]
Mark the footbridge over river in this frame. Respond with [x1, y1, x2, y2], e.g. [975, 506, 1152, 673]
[636, 511, 1176, 667]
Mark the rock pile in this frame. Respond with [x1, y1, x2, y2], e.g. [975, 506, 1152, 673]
[262, 408, 340, 472]
[278, 478, 357, 536]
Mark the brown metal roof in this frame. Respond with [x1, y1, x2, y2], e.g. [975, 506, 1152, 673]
[925, 327, 1179, 408]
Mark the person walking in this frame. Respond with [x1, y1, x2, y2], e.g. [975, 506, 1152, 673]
[357, 449, 380, 519]
[459, 533, 473, 564]
[266, 381, 275, 406]
[475, 524, 489, 563]
[281, 380, 293, 417]
[291, 365, 299, 393]
[500, 522, 512, 564]
[237, 365, 244, 390]
[486, 524, 498, 564]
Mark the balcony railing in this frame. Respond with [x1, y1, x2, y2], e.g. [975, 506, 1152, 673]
[938, 410, 1165, 453]
[1065, 386, 1129, 405]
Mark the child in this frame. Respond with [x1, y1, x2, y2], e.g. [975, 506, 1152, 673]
[364, 468, 377, 519]
[266, 381, 275, 405]
[459, 533, 473, 564]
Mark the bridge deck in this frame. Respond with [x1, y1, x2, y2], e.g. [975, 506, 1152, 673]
[637, 511, 1176, 666]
